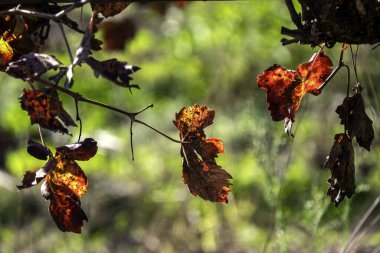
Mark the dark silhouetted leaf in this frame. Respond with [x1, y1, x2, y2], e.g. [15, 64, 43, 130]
[258, 52, 332, 134]
[56, 138, 98, 161]
[20, 88, 76, 134]
[174, 104, 232, 203]
[17, 158, 57, 189]
[27, 140, 52, 160]
[85, 57, 140, 89]
[336, 92, 374, 151]
[66, 13, 102, 87]
[102, 18, 137, 51]
[92, 2, 130, 17]
[6, 53, 61, 81]
[324, 133, 355, 206]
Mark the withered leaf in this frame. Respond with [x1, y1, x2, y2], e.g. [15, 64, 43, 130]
[17, 158, 57, 190]
[174, 104, 232, 203]
[27, 139, 52, 160]
[66, 13, 102, 88]
[92, 2, 131, 17]
[20, 88, 76, 134]
[51, 155, 88, 198]
[6, 53, 61, 81]
[56, 138, 98, 161]
[0, 37, 14, 66]
[258, 52, 332, 134]
[336, 93, 374, 151]
[44, 179, 88, 233]
[85, 57, 140, 89]
[324, 133, 355, 206]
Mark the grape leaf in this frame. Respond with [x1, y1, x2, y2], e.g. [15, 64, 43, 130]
[85, 57, 140, 89]
[6, 53, 61, 81]
[324, 133, 355, 206]
[43, 179, 88, 233]
[174, 104, 232, 203]
[257, 52, 332, 133]
[56, 138, 98, 161]
[336, 92, 374, 151]
[17, 158, 57, 189]
[20, 88, 76, 134]
[18, 139, 98, 233]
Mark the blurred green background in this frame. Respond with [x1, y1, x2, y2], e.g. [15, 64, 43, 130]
[0, 1, 380, 252]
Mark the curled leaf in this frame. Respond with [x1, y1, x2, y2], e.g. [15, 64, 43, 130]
[5, 53, 61, 81]
[56, 138, 98, 161]
[85, 57, 140, 89]
[44, 179, 88, 233]
[27, 140, 52, 160]
[336, 92, 374, 151]
[20, 88, 76, 134]
[174, 104, 232, 203]
[17, 158, 57, 189]
[258, 52, 332, 133]
[324, 133, 355, 206]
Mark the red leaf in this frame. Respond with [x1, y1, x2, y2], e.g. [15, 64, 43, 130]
[174, 104, 232, 203]
[258, 52, 333, 126]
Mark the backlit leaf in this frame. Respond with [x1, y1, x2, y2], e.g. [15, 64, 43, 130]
[174, 104, 232, 203]
[92, 2, 130, 17]
[0, 37, 13, 66]
[17, 158, 57, 189]
[258, 52, 332, 133]
[20, 88, 76, 134]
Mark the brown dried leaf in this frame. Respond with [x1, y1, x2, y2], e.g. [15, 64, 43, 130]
[20, 88, 76, 134]
[85, 57, 140, 89]
[174, 104, 232, 203]
[5, 53, 61, 81]
[44, 179, 88, 233]
[92, 2, 131, 17]
[336, 93, 374, 151]
[324, 133, 355, 206]
[17, 158, 57, 190]
[56, 138, 98, 161]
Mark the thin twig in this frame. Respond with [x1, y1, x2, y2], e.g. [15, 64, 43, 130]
[284, 0, 303, 30]
[349, 45, 359, 84]
[134, 119, 185, 144]
[38, 124, 46, 146]
[58, 21, 74, 63]
[130, 121, 134, 161]
[74, 98, 82, 142]
[0, 0, 89, 20]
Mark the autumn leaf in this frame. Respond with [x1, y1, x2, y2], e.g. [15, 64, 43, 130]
[0, 37, 14, 66]
[27, 139, 52, 160]
[6, 53, 61, 81]
[56, 138, 98, 161]
[86, 57, 140, 89]
[324, 133, 355, 206]
[18, 139, 98, 233]
[42, 180, 88, 233]
[336, 92, 374, 151]
[92, 2, 131, 17]
[174, 104, 232, 203]
[20, 88, 76, 134]
[257, 52, 332, 134]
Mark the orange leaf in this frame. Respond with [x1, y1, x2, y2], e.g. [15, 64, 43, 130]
[42, 180, 88, 233]
[20, 88, 77, 134]
[257, 52, 333, 123]
[174, 104, 232, 203]
[51, 155, 88, 198]
[0, 37, 14, 65]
